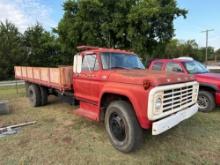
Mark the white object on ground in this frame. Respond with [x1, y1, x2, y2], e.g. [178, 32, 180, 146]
[0, 100, 10, 115]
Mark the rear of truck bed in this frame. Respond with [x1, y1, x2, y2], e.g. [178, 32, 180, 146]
[14, 66, 73, 91]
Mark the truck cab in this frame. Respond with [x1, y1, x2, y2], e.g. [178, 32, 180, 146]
[72, 46, 199, 152]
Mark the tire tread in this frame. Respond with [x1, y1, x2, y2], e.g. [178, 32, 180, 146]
[28, 84, 41, 107]
[105, 100, 143, 152]
[198, 90, 215, 112]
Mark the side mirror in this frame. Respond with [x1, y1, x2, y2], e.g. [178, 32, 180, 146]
[73, 54, 82, 73]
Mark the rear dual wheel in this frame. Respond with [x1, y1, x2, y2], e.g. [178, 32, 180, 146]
[27, 84, 48, 107]
[40, 86, 48, 106]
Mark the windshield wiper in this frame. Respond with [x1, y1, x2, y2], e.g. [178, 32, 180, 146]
[110, 66, 129, 70]
[132, 67, 144, 70]
[197, 71, 209, 74]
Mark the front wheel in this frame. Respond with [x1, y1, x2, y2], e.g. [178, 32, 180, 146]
[198, 90, 215, 112]
[105, 100, 143, 153]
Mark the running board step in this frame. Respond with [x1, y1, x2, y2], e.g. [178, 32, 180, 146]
[74, 108, 99, 121]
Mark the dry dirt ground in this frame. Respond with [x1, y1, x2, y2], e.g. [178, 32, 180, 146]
[0, 86, 220, 165]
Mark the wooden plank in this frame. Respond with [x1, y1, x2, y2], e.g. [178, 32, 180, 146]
[14, 66, 73, 91]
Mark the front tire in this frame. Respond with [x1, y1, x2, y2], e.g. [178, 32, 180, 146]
[198, 90, 215, 112]
[105, 100, 143, 153]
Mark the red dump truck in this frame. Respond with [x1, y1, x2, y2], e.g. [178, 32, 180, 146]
[15, 46, 199, 152]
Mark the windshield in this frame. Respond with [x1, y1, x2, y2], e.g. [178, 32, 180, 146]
[101, 52, 145, 70]
[183, 61, 209, 74]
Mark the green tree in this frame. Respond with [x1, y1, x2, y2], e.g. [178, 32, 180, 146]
[162, 39, 180, 58]
[198, 47, 214, 61]
[128, 0, 187, 58]
[24, 23, 62, 66]
[0, 20, 26, 80]
[215, 48, 220, 61]
[155, 39, 214, 62]
[56, 0, 187, 61]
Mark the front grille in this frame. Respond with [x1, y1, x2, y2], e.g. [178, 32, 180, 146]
[163, 85, 193, 112]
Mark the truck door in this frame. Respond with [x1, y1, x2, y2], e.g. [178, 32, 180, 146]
[73, 53, 102, 105]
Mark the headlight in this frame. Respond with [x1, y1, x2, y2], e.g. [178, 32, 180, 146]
[155, 98, 162, 110]
[192, 83, 199, 102]
[153, 93, 163, 115]
[194, 85, 199, 93]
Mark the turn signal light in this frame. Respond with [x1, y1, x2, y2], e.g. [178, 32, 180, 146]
[143, 80, 150, 90]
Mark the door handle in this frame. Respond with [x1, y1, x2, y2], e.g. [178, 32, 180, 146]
[75, 73, 80, 77]
[88, 74, 95, 78]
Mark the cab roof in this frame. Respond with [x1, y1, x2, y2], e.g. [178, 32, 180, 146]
[152, 58, 193, 63]
[77, 45, 134, 55]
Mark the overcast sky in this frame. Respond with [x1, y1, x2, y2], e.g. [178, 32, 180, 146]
[0, 0, 219, 50]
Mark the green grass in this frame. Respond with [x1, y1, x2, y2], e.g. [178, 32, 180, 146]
[0, 86, 220, 165]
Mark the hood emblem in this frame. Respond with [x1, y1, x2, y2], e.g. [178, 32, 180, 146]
[102, 75, 107, 79]
[177, 77, 181, 81]
[167, 78, 171, 82]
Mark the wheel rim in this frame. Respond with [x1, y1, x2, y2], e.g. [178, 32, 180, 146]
[198, 95, 209, 109]
[109, 112, 126, 141]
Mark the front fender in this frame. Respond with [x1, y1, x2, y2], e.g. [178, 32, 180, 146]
[99, 83, 152, 129]
[199, 83, 218, 90]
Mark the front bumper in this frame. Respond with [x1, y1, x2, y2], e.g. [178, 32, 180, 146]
[152, 104, 198, 135]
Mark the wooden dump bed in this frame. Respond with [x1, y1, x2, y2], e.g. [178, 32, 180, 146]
[14, 66, 73, 91]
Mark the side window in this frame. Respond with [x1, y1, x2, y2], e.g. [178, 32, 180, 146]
[151, 62, 163, 71]
[101, 54, 110, 69]
[81, 54, 99, 72]
[166, 62, 183, 73]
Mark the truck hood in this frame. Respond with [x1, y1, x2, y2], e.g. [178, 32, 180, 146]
[108, 70, 195, 86]
[195, 73, 220, 89]
[195, 72, 220, 81]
